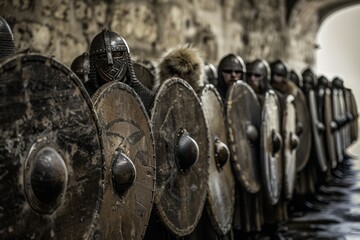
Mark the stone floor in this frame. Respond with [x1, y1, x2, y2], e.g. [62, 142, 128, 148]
[282, 141, 360, 240]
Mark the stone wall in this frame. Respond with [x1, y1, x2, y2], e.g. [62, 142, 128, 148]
[0, 0, 316, 72]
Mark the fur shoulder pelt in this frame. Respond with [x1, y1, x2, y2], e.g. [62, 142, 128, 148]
[155, 45, 205, 91]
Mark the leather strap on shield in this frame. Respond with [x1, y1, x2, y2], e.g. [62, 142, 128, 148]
[151, 77, 209, 236]
[282, 95, 299, 200]
[92, 81, 156, 239]
[293, 88, 312, 172]
[226, 80, 261, 193]
[261, 90, 283, 205]
[0, 53, 103, 239]
[308, 89, 327, 172]
[199, 84, 235, 235]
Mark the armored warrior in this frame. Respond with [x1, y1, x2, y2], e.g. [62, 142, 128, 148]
[290, 69, 302, 88]
[70, 52, 93, 92]
[216, 53, 246, 101]
[204, 62, 218, 86]
[0, 17, 15, 61]
[89, 29, 155, 114]
[246, 59, 272, 103]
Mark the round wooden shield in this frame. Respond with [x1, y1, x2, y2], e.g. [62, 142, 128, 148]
[0, 53, 103, 239]
[92, 81, 156, 239]
[293, 88, 312, 172]
[332, 89, 344, 163]
[324, 88, 338, 169]
[151, 77, 209, 236]
[282, 95, 299, 200]
[261, 90, 283, 205]
[226, 81, 261, 193]
[308, 89, 328, 172]
[133, 62, 155, 90]
[199, 84, 235, 235]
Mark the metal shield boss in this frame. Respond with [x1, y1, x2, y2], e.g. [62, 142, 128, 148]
[226, 81, 261, 193]
[282, 95, 299, 200]
[293, 88, 312, 172]
[91, 81, 155, 239]
[133, 62, 155, 90]
[0, 53, 103, 239]
[199, 84, 235, 235]
[261, 90, 283, 205]
[151, 78, 209, 236]
[332, 89, 344, 163]
[324, 89, 338, 169]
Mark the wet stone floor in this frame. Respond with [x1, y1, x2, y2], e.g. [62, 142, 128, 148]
[281, 143, 360, 240]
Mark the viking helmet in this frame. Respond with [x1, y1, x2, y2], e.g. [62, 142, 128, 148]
[270, 59, 289, 84]
[289, 70, 301, 88]
[89, 29, 129, 83]
[317, 75, 330, 89]
[302, 68, 317, 92]
[0, 17, 15, 60]
[71, 52, 90, 84]
[332, 76, 344, 89]
[204, 63, 218, 86]
[218, 53, 246, 74]
[246, 59, 271, 94]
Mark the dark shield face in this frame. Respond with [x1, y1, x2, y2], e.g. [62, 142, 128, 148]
[94, 51, 128, 82]
[261, 90, 283, 205]
[151, 78, 209, 237]
[200, 85, 235, 235]
[282, 95, 299, 200]
[91, 81, 156, 239]
[226, 81, 261, 193]
[0, 53, 103, 239]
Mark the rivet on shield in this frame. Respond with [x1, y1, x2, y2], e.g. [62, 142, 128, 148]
[175, 128, 199, 175]
[214, 137, 230, 171]
[111, 149, 136, 197]
[272, 130, 283, 156]
[245, 123, 258, 143]
[24, 142, 68, 214]
[316, 121, 325, 133]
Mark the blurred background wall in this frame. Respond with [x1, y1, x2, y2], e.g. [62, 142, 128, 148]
[0, 0, 359, 74]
